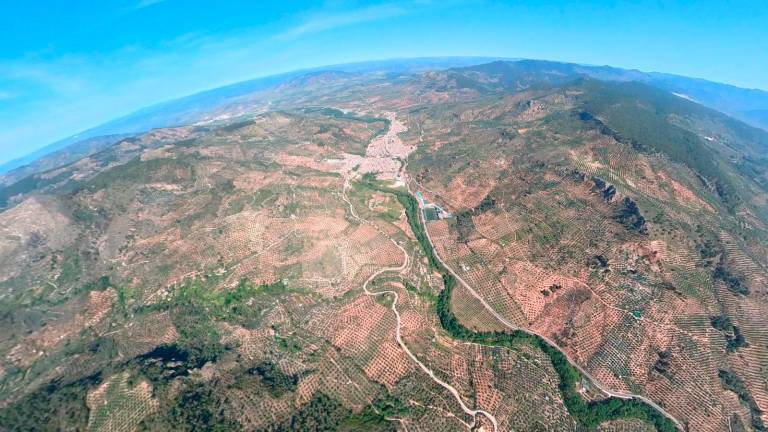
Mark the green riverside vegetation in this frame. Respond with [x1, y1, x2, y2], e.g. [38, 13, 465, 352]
[436, 274, 677, 431]
[358, 175, 440, 270]
[367, 177, 679, 431]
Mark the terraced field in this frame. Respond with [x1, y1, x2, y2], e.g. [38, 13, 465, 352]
[1, 60, 768, 431]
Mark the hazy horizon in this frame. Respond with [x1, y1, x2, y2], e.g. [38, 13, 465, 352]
[1, 0, 766, 165]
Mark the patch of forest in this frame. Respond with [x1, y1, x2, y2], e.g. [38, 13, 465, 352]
[384, 184, 679, 431]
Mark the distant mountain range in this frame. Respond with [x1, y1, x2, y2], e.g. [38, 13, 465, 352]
[4, 57, 768, 431]
[2, 56, 767, 180]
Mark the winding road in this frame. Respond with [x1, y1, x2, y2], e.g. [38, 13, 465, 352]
[411, 187, 684, 430]
[339, 111, 683, 431]
[342, 173, 499, 432]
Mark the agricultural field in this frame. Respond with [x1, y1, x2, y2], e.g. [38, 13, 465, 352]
[1, 60, 767, 431]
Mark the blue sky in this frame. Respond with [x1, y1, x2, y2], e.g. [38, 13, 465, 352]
[1, 0, 766, 165]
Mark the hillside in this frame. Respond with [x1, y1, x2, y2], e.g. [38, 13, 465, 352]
[0, 60, 767, 431]
[0, 134, 134, 187]
[5, 58, 767, 184]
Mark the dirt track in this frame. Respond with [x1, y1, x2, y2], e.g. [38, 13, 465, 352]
[340, 111, 682, 431]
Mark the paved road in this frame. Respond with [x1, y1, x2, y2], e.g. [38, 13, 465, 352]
[406, 179, 685, 431]
[344, 111, 682, 430]
[342, 176, 499, 432]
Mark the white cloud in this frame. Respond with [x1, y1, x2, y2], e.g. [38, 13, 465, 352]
[0, 0, 456, 163]
[0, 29, 280, 162]
[0, 57, 88, 96]
[274, 2, 410, 40]
[135, 0, 167, 9]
